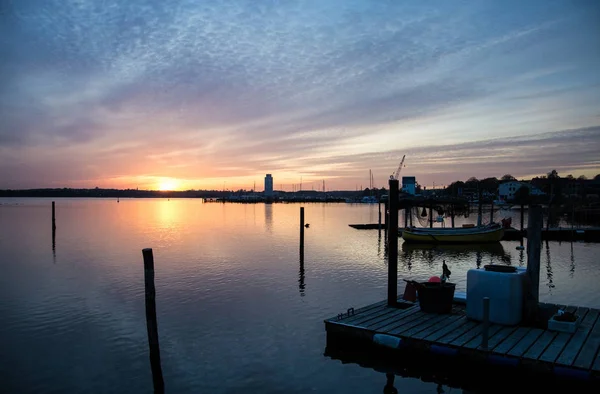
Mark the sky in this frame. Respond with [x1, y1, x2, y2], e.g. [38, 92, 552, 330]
[1, 0, 599, 191]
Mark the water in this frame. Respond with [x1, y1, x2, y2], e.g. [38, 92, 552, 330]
[1, 198, 598, 393]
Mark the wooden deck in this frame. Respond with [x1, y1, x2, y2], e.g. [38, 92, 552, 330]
[325, 300, 600, 380]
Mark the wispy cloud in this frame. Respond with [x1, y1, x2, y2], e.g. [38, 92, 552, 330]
[0, 0, 599, 189]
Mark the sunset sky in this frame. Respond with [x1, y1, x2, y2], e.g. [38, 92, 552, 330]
[1, 0, 599, 191]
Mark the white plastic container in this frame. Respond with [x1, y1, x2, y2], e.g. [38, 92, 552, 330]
[466, 267, 527, 325]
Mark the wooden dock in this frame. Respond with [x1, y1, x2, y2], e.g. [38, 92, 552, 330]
[324, 299, 600, 384]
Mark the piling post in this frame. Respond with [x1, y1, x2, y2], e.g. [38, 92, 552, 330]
[384, 200, 389, 228]
[525, 205, 543, 320]
[404, 207, 409, 228]
[490, 200, 494, 224]
[142, 248, 165, 394]
[429, 203, 433, 228]
[52, 201, 56, 231]
[451, 204, 455, 228]
[300, 207, 305, 253]
[387, 179, 399, 306]
[378, 201, 382, 230]
[481, 297, 490, 350]
[520, 203, 524, 232]
[477, 188, 483, 227]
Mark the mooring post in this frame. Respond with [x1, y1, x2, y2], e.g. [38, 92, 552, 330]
[142, 248, 165, 394]
[384, 200, 389, 228]
[52, 201, 56, 231]
[520, 203, 524, 232]
[404, 207, 409, 228]
[490, 199, 494, 224]
[477, 188, 483, 227]
[300, 207, 305, 251]
[525, 205, 543, 320]
[378, 201, 382, 230]
[451, 204, 455, 228]
[481, 297, 490, 350]
[387, 179, 399, 306]
[429, 203, 433, 228]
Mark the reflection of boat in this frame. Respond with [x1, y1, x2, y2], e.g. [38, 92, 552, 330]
[401, 241, 506, 257]
[401, 223, 504, 243]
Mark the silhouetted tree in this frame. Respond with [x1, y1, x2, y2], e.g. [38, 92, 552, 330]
[513, 185, 530, 204]
[501, 174, 516, 182]
[548, 169, 559, 179]
[594, 174, 600, 181]
[578, 175, 588, 181]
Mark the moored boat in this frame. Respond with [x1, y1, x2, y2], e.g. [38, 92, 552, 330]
[401, 223, 504, 244]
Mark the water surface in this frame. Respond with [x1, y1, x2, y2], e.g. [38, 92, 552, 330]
[1, 198, 598, 393]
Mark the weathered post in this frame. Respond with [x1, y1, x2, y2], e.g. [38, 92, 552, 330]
[142, 248, 165, 394]
[52, 201, 56, 231]
[481, 297, 490, 350]
[384, 200, 389, 228]
[450, 204, 455, 228]
[387, 179, 399, 306]
[490, 200, 494, 224]
[477, 188, 483, 227]
[525, 205, 543, 320]
[404, 207, 409, 228]
[520, 203, 525, 232]
[429, 203, 433, 228]
[300, 207, 305, 252]
[378, 201, 382, 230]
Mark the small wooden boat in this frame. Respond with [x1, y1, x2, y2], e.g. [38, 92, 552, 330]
[401, 223, 504, 244]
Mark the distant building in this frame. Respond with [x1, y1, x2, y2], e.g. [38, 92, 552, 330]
[264, 174, 273, 197]
[402, 176, 416, 195]
[498, 181, 544, 201]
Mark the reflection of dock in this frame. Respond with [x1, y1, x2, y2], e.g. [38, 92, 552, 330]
[348, 224, 600, 242]
[325, 300, 600, 390]
[401, 241, 506, 257]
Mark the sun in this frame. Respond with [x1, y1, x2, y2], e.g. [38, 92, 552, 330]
[157, 178, 179, 191]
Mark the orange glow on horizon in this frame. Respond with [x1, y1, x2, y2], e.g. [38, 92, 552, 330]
[157, 178, 180, 191]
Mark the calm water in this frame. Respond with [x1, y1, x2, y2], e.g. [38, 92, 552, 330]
[1, 198, 599, 393]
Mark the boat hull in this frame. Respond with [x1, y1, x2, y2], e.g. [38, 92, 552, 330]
[401, 226, 504, 244]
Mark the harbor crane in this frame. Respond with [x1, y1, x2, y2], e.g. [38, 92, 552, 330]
[391, 155, 406, 181]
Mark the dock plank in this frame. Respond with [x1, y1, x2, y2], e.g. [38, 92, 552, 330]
[493, 327, 532, 354]
[573, 309, 600, 369]
[326, 299, 386, 322]
[539, 332, 573, 363]
[387, 312, 441, 336]
[398, 313, 459, 338]
[345, 306, 398, 326]
[486, 326, 518, 350]
[376, 309, 429, 333]
[449, 322, 488, 347]
[593, 351, 600, 372]
[556, 308, 597, 366]
[363, 306, 422, 331]
[507, 328, 545, 357]
[437, 320, 479, 344]
[524, 330, 557, 360]
[463, 324, 504, 349]
[412, 314, 464, 340]
[423, 316, 470, 342]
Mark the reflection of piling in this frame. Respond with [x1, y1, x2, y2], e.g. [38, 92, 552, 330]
[525, 205, 542, 320]
[387, 179, 399, 306]
[142, 248, 165, 394]
[300, 207, 305, 255]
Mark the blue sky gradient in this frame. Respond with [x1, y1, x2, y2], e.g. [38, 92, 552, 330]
[1, 0, 599, 190]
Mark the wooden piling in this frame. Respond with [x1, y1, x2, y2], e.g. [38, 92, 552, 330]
[300, 207, 305, 253]
[384, 200, 389, 228]
[52, 201, 56, 231]
[142, 248, 165, 394]
[450, 204, 455, 228]
[481, 297, 490, 350]
[378, 202, 382, 230]
[490, 200, 494, 224]
[404, 207, 409, 228]
[477, 188, 483, 227]
[429, 203, 433, 228]
[520, 203, 525, 232]
[525, 205, 543, 320]
[387, 179, 399, 307]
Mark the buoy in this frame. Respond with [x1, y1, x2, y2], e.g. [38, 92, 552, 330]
[429, 276, 441, 283]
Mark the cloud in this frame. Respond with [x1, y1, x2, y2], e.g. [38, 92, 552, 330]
[0, 0, 599, 188]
